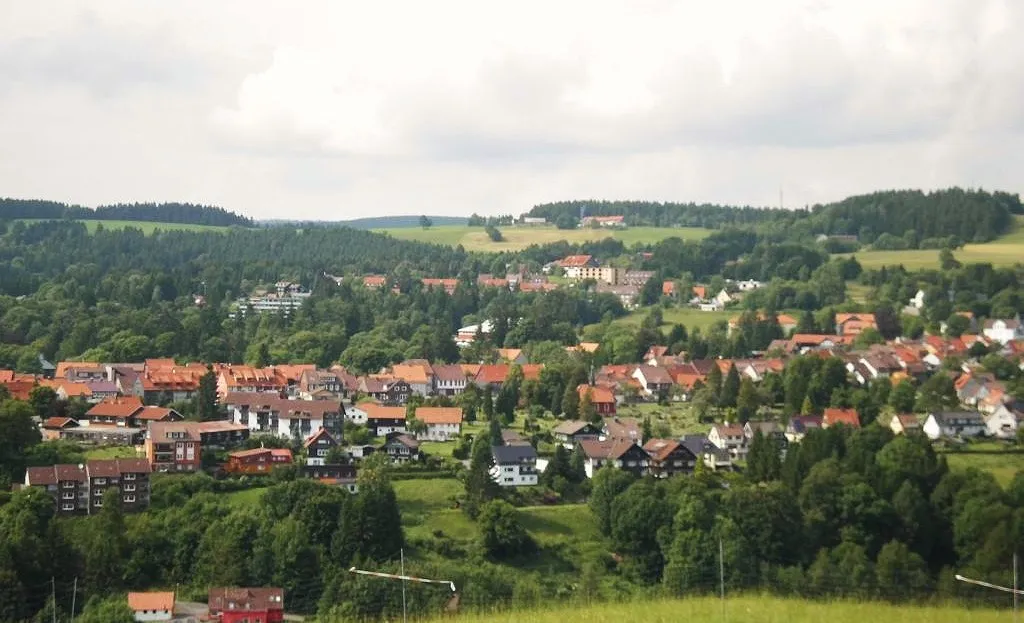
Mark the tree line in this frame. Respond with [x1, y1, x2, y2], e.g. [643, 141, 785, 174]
[0, 198, 255, 227]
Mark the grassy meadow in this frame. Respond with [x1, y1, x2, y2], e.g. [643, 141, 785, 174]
[84, 445, 144, 460]
[842, 215, 1024, 269]
[436, 595, 1009, 623]
[376, 224, 711, 252]
[612, 306, 731, 332]
[940, 442, 1024, 487]
[17, 218, 231, 234]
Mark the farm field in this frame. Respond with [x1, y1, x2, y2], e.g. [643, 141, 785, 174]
[17, 218, 231, 234]
[841, 215, 1024, 269]
[376, 224, 711, 252]
[434, 595, 1008, 623]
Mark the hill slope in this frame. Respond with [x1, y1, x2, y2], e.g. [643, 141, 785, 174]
[377, 224, 711, 251]
[432, 596, 1006, 623]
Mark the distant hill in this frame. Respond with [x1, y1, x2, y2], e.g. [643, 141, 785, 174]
[341, 215, 469, 229]
[0, 198, 254, 227]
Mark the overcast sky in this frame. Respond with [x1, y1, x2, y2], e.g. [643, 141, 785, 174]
[1, 1, 1021, 221]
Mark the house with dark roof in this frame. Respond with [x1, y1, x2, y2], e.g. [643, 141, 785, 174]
[381, 433, 420, 463]
[643, 438, 697, 478]
[490, 444, 539, 487]
[432, 364, 471, 396]
[923, 411, 985, 440]
[680, 434, 733, 471]
[785, 415, 823, 443]
[577, 439, 649, 478]
[552, 420, 601, 449]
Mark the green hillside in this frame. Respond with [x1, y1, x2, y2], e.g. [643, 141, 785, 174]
[377, 224, 711, 251]
[841, 215, 1024, 269]
[434, 596, 1006, 623]
[16, 218, 230, 234]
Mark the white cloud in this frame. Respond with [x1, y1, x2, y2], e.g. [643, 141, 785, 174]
[0, 0, 1022, 219]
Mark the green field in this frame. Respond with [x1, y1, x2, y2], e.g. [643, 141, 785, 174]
[611, 306, 731, 332]
[224, 486, 269, 507]
[17, 219, 230, 234]
[842, 216, 1024, 269]
[941, 443, 1024, 487]
[376, 225, 711, 252]
[84, 446, 143, 460]
[434, 596, 1006, 623]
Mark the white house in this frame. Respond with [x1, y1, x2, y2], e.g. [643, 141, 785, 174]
[983, 318, 1024, 345]
[128, 592, 174, 622]
[922, 411, 986, 440]
[986, 405, 1021, 440]
[224, 396, 340, 440]
[714, 290, 734, 307]
[490, 444, 539, 487]
[889, 414, 922, 436]
[709, 423, 747, 459]
[345, 404, 368, 424]
[432, 364, 471, 396]
[414, 407, 463, 442]
[631, 365, 673, 397]
[734, 279, 764, 292]
[303, 428, 339, 466]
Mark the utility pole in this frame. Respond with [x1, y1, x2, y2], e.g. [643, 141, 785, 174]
[70, 577, 77, 623]
[51, 577, 56, 623]
[719, 537, 725, 623]
[1015, 552, 1019, 623]
[401, 548, 408, 623]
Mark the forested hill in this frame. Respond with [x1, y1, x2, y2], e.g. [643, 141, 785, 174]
[527, 199, 782, 229]
[0, 220, 477, 298]
[807, 188, 1021, 243]
[0, 198, 254, 227]
[528, 188, 1021, 242]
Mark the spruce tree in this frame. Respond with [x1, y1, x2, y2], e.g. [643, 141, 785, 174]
[720, 364, 740, 408]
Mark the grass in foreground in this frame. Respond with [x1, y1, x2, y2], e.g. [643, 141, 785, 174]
[17, 219, 230, 234]
[438, 595, 1007, 623]
[376, 225, 711, 252]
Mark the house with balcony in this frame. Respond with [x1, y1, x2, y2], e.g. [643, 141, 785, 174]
[577, 439, 650, 478]
[226, 448, 294, 474]
[24, 458, 151, 515]
[490, 444, 539, 487]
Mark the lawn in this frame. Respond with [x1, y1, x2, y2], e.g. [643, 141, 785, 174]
[840, 215, 1024, 269]
[436, 595, 1007, 623]
[84, 446, 143, 460]
[17, 219, 230, 234]
[224, 487, 269, 507]
[376, 225, 711, 252]
[940, 444, 1024, 488]
[611, 306, 731, 332]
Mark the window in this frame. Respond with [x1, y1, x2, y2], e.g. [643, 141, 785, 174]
[186, 445, 195, 461]
[62, 492, 75, 500]
[123, 495, 135, 503]
[61, 503, 75, 511]
[93, 478, 106, 485]
[175, 445, 184, 460]
[124, 473, 136, 481]
[124, 484, 136, 492]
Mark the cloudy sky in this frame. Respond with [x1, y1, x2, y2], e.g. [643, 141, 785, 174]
[1, 1, 1021, 221]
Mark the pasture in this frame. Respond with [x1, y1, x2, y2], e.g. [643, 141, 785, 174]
[376, 225, 711, 252]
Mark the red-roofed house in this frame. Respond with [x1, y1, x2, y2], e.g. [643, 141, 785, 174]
[226, 448, 294, 474]
[414, 407, 463, 441]
[823, 408, 861, 429]
[127, 591, 175, 621]
[578, 384, 616, 416]
[209, 588, 284, 623]
[86, 396, 144, 427]
[835, 313, 878, 337]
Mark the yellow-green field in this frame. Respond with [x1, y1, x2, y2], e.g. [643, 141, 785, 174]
[376, 225, 711, 252]
[17, 218, 230, 234]
[436, 596, 1007, 623]
[610, 307, 731, 332]
[842, 216, 1024, 269]
[84, 445, 143, 459]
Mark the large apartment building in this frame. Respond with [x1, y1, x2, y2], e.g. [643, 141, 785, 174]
[24, 458, 152, 515]
[145, 420, 249, 473]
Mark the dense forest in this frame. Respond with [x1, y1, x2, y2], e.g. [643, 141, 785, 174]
[529, 188, 1021, 243]
[0, 198, 254, 227]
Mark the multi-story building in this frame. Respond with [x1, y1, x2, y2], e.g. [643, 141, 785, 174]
[145, 421, 249, 473]
[208, 588, 285, 623]
[225, 448, 293, 474]
[490, 445, 538, 487]
[24, 458, 152, 515]
[223, 394, 343, 440]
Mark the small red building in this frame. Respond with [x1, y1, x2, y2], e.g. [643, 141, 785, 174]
[226, 448, 293, 474]
[578, 384, 617, 416]
[208, 587, 284, 623]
